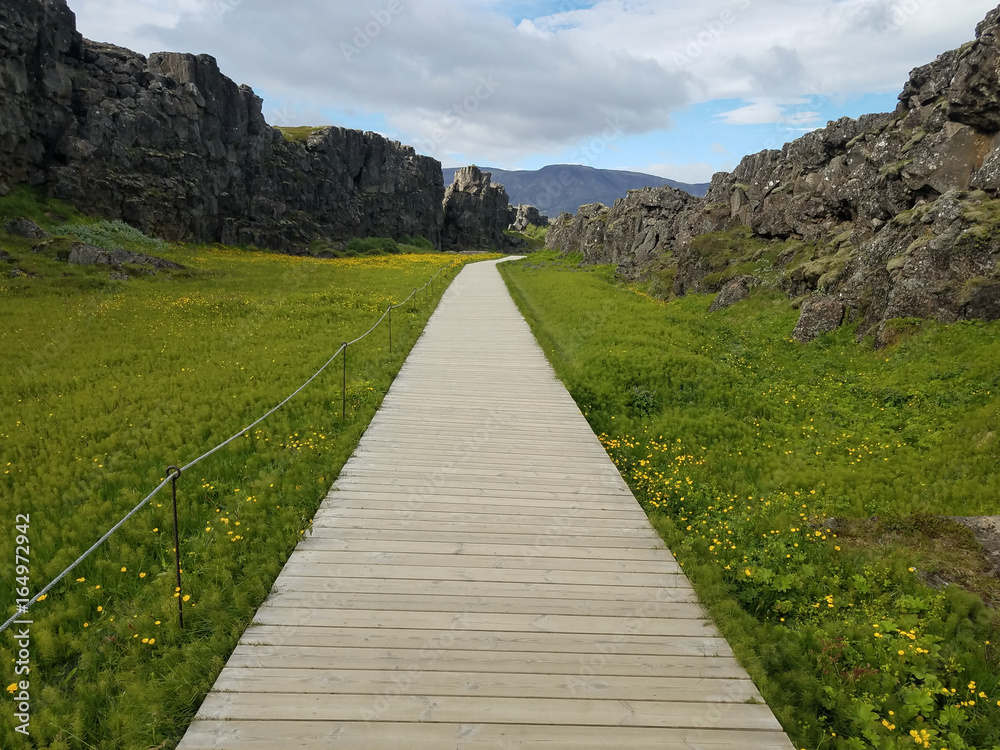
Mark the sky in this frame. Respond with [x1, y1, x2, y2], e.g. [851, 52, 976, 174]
[68, 0, 1000, 184]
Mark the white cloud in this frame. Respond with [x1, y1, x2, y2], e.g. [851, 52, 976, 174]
[65, 0, 1000, 167]
[638, 162, 726, 184]
[717, 99, 822, 127]
[718, 101, 788, 126]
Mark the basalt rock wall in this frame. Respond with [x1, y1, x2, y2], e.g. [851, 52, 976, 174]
[547, 5, 1000, 342]
[441, 165, 513, 252]
[0, 0, 444, 251]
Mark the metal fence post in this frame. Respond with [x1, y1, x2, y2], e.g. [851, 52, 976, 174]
[342, 343, 347, 420]
[166, 466, 184, 629]
[387, 304, 392, 354]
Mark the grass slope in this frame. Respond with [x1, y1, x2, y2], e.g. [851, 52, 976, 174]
[501, 251, 1000, 750]
[0, 192, 499, 748]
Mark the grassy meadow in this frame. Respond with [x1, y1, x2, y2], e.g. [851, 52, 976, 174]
[0, 192, 497, 748]
[501, 252, 1000, 750]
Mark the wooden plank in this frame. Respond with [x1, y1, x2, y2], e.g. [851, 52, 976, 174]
[237, 627, 734, 658]
[309, 518, 663, 539]
[295, 538, 673, 561]
[315, 499, 643, 521]
[322, 484, 640, 503]
[260, 591, 706, 619]
[339, 463, 626, 483]
[308, 527, 663, 548]
[284, 549, 682, 575]
[337, 467, 628, 486]
[317, 495, 650, 516]
[210, 668, 763, 703]
[225, 645, 748, 677]
[312, 508, 647, 527]
[180, 721, 795, 750]
[276, 562, 687, 587]
[331, 479, 635, 498]
[350, 441, 612, 460]
[268, 576, 700, 604]
[251, 608, 720, 637]
[195, 693, 785, 731]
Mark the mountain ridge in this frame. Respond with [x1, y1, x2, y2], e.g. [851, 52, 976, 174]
[442, 164, 709, 217]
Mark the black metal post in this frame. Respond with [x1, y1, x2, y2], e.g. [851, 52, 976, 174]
[342, 342, 347, 420]
[167, 465, 184, 629]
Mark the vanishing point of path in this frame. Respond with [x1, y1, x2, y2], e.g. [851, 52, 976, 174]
[178, 259, 795, 749]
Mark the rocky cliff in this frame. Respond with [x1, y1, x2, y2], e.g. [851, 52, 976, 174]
[441, 166, 513, 252]
[548, 6, 1000, 343]
[508, 204, 549, 232]
[0, 0, 443, 251]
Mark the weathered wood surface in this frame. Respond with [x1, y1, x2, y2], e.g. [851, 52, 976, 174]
[178, 259, 794, 749]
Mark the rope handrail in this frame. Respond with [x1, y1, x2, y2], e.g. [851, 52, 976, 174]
[0, 477, 174, 635]
[0, 259, 459, 635]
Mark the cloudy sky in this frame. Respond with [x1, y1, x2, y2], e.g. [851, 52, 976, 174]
[69, 0, 998, 183]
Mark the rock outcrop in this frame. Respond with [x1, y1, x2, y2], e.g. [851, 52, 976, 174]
[66, 242, 182, 270]
[709, 275, 761, 312]
[792, 297, 847, 343]
[508, 204, 549, 232]
[4, 218, 50, 239]
[441, 166, 513, 252]
[548, 5, 1000, 342]
[0, 0, 444, 251]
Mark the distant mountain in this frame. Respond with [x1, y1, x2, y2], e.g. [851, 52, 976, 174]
[442, 165, 710, 217]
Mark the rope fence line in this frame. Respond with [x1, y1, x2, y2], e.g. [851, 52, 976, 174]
[0, 260, 459, 636]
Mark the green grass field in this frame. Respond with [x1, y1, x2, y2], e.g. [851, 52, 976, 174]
[501, 252, 1000, 750]
[0, 197, 498, 747]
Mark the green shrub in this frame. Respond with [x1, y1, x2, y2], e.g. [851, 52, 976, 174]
[400, 235, 435, 251]
[274, 126, 328, 143]
[0, 185, 82, 227]
[346, 237, 400, 255]
[53, 220, 167, 255]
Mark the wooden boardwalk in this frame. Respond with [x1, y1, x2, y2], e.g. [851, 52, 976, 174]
[178, 259, 794, 749]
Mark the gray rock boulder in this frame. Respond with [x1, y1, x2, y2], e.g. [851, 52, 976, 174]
[793, 297, 846, 343]
[509, 204, 549, 232]
[67, 242, 183, 269]
[0, 249, 12, 262]
[4, 218, 49, 239]
[65, 243, 107, 265]
[709, 275, 761, 311]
